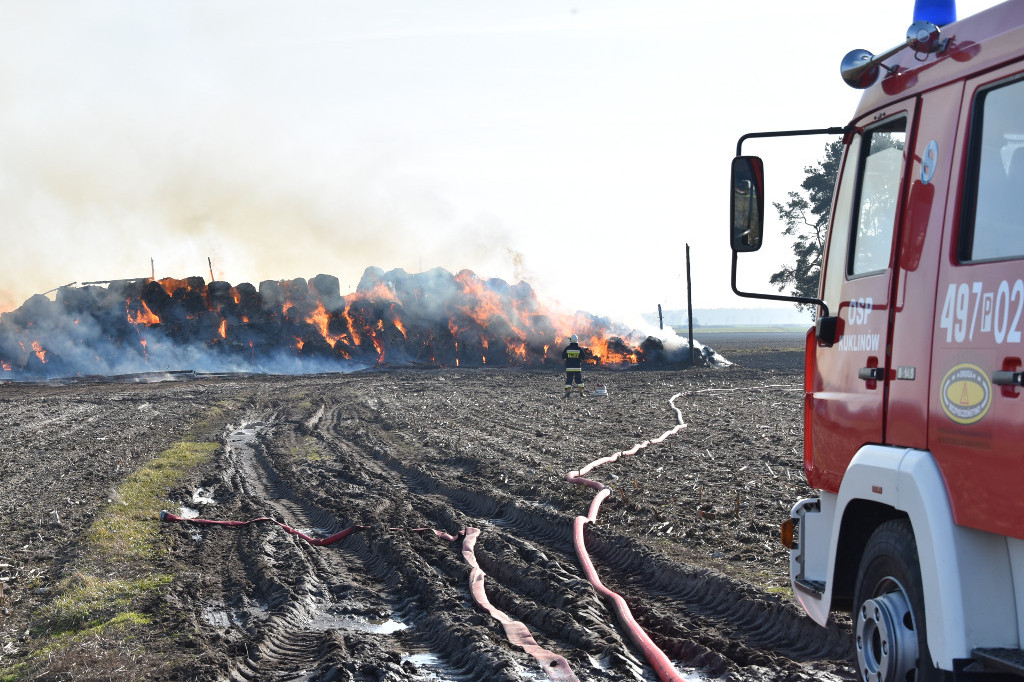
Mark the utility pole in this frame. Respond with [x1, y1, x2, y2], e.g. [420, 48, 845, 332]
[686, 244, 694, 366]
[657, 304, 664, 330]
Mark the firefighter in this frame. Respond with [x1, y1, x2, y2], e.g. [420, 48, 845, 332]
[561, 334, 585, 397]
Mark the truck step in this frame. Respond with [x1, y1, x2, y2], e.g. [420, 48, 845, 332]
[794, 578, 825, 597]
[970, 648, 1024, 678]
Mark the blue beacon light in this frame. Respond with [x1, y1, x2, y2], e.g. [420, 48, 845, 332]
[914, 0, 957, 25]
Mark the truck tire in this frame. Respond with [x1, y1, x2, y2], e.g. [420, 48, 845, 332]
[852, 518, 949, 682]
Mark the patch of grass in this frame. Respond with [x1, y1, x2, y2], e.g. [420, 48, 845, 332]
[3, 626, 174, 682]
[39, 572, 171, 636]
[89, 441, 219, 561]
[0, 663, 29, 682]
[1, 438, 221, 679]
[287, 435, 323, 462]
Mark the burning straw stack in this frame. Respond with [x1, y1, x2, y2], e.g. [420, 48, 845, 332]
[0, 266, 707, 379]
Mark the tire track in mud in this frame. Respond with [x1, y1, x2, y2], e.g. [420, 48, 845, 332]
[215, 419, 354, 681]
[307, 402, 646, 681]
[176, 374, 854, 681]
[208, 413, 570, 681]
[317, 387, 856, 680]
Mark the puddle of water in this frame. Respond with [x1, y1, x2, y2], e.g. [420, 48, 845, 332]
[400, 651, 459, 682]
[202, 601, 269, 629]
[178, 505, 200, 519]
[368, 617, 408, 635]
[307, 607, 409, 635]
[177, 505, 205, 541]
[203, 607, 232, 628]
[402, 652, 439, 666]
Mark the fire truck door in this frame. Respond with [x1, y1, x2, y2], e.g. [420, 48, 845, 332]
[808, 111, 912, 492]
[931, 68, 1024, 540]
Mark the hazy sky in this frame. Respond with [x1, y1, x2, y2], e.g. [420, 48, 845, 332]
[0, 0, 1001, 322]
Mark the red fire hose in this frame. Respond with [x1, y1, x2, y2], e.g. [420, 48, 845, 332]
[159, 510, 367, 545]
[160, 390, 694, 681]
[159, 511, 578, 680]
[462, 527, 580, 681]
[565, 392, 688, 682]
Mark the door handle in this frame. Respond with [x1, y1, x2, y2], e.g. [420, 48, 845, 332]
[992, 370, 1024, 386]
[858, 367, 885, 381]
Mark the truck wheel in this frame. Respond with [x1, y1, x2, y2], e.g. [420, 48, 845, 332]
[852, 519, 948, 682]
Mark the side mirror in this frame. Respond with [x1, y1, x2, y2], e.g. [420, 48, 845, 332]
[730, 156, 765, 252]
[815, 315, 839, 347]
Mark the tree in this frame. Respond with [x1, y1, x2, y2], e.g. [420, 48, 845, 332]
[769, 140, 843, 313]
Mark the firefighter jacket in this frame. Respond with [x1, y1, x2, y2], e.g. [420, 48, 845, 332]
[562, 342, 583, 371]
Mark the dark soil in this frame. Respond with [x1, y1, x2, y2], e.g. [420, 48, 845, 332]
[0, 337, 857, 681]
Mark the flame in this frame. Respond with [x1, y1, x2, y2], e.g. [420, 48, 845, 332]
[127, 299, 160, 325]
[371, 319, 385, 361]
[2, 361, 11, 371]
[584, 334, 640, 365]
[157, 277, 189, 296]
[31, 341, 47, 363]
[305, 302, 342, 347]
[218, 319, 227, 339]
[343, 304, 362, 345]
[455, 270, 507, 326]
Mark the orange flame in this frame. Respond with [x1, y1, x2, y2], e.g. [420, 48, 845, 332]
[306, 302, 340, 347]
[31, 341, 47, 363]
[127, 299, 160, 325]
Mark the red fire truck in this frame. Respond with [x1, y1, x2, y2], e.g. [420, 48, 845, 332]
[729, 1, 1024, 679]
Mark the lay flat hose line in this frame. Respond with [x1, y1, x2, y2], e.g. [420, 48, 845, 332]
[566, 391, 689, 682]
[159, 513, 580, 680]
[158, 510, 367, 545]
[462, 527, 580, 681]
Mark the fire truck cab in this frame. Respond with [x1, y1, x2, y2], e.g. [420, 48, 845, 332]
[729, 1, 1024, 680]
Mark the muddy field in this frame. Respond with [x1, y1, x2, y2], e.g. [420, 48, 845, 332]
[0, 333, 859, 681]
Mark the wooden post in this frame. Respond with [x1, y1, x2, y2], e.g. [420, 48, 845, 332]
[657, 304, 664, 330]
[208, 257, 215, 284]
[686, 244, 694, 365]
